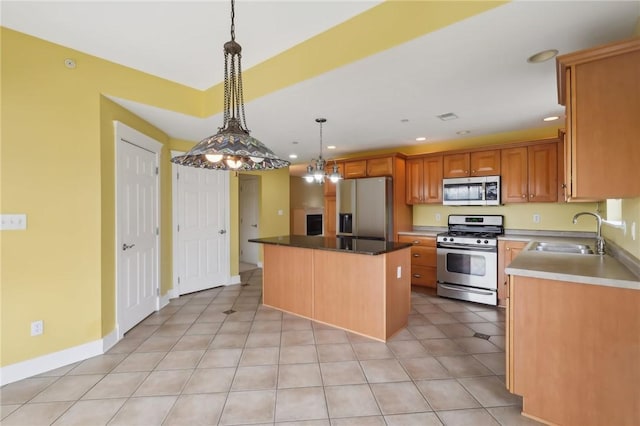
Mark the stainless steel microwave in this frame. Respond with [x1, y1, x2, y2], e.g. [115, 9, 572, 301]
[442, 176, 500, 206]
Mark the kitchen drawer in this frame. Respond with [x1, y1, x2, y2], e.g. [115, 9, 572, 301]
[410, 265, 437, 288]
[410, 246, 436, 267]
[398, 235, 436, 247]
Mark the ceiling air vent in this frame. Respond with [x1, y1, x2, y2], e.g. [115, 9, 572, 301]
[436, 112, 459, 121]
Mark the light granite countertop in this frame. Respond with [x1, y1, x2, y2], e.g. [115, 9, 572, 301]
[506, 239, 639, 291]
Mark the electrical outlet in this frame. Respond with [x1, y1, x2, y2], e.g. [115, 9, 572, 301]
[31, 320, 43, 336]
[533, 214, 541, 224]
[1, 214, 27, 230]
[632, 222, 637, 241]
[435, 213, 441, 222]
[396, 266, 402, 279]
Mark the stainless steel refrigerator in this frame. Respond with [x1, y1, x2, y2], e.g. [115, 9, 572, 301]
[336, 177, 393, 240]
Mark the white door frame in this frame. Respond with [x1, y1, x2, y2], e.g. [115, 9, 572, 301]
[239, 174, 260, 265]
[171, 150, 233, 294]
[115, 121, 161, 340]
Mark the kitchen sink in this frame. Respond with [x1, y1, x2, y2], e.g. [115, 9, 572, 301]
[528, 241, 595, 255]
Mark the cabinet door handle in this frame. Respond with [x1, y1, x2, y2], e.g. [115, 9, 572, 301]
[412, 274, 422, 278]
[530, 194, 535, 198]
[412, 253, 420, 258]
[522, 194, 527, 198]
[412, 240, 420, 244]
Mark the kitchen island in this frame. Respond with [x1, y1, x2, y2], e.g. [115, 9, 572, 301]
[505, 242, 639, 425]
[249, 235, 412, 341]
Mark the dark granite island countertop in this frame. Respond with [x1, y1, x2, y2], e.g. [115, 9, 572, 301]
[249, 235, 411, 255]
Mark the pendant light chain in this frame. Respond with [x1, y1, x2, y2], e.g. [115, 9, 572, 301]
[170, 0, 290, 170]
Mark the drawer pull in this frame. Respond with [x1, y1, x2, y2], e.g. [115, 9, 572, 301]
[412, 253, 420, 258]
[412, 240, 420, 244]
[412, 274, 422, 278]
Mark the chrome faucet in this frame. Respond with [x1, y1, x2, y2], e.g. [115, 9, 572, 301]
[572, 211, 605, 255]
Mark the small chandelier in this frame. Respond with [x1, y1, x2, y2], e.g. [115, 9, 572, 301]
[304, 118, 342, 184]
[171, 0, 289, 171]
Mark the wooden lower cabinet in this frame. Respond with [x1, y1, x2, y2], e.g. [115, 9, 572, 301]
[497, 239, 527, 307]
[507, 276, 640, 425]
[398, 235, 437, 288]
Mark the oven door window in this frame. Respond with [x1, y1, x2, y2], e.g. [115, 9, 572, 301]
[446, 252, 486, 276]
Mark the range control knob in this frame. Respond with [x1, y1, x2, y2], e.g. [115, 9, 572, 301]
[484, 240, 489, 244]
[476, 239, 481, 244]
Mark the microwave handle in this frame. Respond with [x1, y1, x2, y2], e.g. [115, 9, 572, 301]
[482, 180, 486, 201]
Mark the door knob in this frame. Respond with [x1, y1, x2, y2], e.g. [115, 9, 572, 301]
[122, 243, 135, 251]
[251, 224, 258, 228]
[219, 229, 227, 234]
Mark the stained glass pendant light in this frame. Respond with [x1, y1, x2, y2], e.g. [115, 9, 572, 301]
[171, 0, 290, 171]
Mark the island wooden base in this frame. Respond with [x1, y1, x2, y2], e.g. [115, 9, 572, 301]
[262, 244, 411, 341]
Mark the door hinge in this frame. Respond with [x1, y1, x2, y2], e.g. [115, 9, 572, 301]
[177, 224, 180, 232]
[176, 172, 179, 180]
[177, 277, 181, 284]
[156, 288, 159, 296]
[156, 227, 159, 235]
[155, 167, 159, 175]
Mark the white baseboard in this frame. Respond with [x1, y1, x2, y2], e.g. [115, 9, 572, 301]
[102, 329, 119, 353]
[229, 274, 241, 285]
[0, 338, 105, 386]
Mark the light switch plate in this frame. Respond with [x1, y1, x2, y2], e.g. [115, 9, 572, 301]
[1, 214, 27, 230]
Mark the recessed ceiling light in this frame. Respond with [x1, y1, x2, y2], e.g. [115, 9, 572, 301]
[400, 119, 409, 123]
[289, 154, 298, 159]
[292, 141, 299, 145]
[415, 137, 427, 141]
[456, 130, 471, 135]
[437, 112, 458, 121]
[543, 115, 560, 122]
[327, 145, 336, 150]
[527, 49, 559, 63]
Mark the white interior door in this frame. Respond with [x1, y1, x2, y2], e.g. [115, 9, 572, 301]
[176, 165, 229, 295]
[116, 123, 160, 337]
[239, 175, 259, 264]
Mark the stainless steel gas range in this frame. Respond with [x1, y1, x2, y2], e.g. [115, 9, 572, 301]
[436, 214, 504, 305]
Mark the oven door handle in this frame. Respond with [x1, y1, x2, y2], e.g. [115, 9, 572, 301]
[437, 243, 495, 251]
[438, 284, 495, 296]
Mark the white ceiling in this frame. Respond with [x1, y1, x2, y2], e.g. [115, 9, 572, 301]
[3, 1, 639, 175]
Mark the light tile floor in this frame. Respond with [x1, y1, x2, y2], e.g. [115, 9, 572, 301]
[1, 268, 542, 425]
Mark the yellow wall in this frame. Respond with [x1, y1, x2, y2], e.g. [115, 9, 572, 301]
[602, 197, 640, 259]
[413, 202, 600, 231]
[0, 29, 236, 368]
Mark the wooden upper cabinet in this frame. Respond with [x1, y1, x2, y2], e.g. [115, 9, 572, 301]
[443, 153, 469, 178]
[528, 143, 558, 202]
[501, 142, 558, 203]
[443, 150, 500, 178]
[501, 147, 529, 203]
[366, 157, 394, 177]
[470, 150, 501, 176]
[343, 157, 394, 179]
[405, 155, 442, 204]
[557, 37, 640, 200]
[406, 158, 424, 204]
[344, 160, 367, 178]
